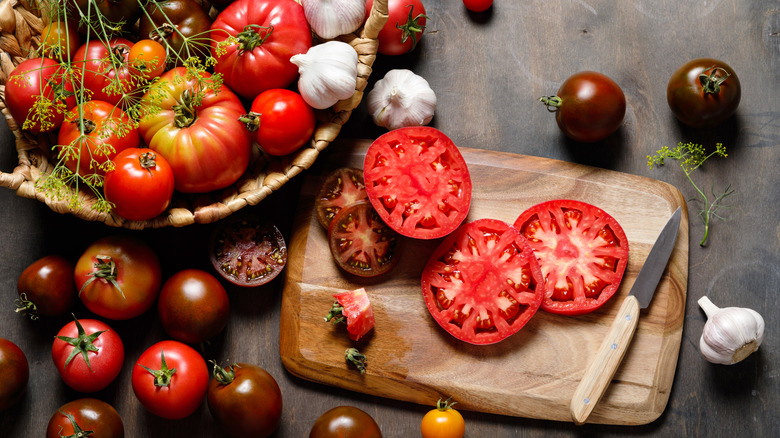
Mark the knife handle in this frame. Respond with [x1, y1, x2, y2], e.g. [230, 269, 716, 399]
[570, 295, 640, 425]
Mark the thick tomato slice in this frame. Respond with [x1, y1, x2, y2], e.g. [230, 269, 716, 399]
[363, 127, 472, 240]
[209, 214, 287, 287]
[328, 201, 400, 278]
[315, 167, 369, 229]
[513, 200, 629, 315]
[421, 219, 545, 345]
[329, 288, 376, 341]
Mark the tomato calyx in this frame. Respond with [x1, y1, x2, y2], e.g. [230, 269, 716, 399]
[345, 347, 367, 375]
[324, 301, 347, 325]
[14, 293, 40, 320]
[238, 112, 261, 132]
[435, 396, 458, 412]
[236, 24, 274, 54]
[699, 66, 732, 94]
[210, 361, 239, 385]
[79, 255, 126, 299]
[56, 314, 107, 371]
[172, 89, 198, 128]
[539, 95, 563, 112]
[397, 5, 428, 51]
[138, 348, 177, 387]
[59, 409, 95, 438]
[137, 151, 159, 174]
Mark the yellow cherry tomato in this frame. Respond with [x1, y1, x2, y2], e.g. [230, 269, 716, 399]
[421, 397, 465, 438]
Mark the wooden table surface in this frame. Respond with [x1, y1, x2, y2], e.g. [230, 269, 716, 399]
[1, 1, 778, 436]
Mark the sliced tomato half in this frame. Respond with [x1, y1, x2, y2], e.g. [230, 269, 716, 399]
[363, 126, 472, 240]
[328, 200, 401, 278]
[421, 219, 545, 345]
[328, 288, 376, 341]
[513, 199, 629, 315]
[315, 167, 368, 229]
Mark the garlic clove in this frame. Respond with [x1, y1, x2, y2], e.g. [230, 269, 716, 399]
[301, 0, 367, 40]
[698, 296, 765, 365]
[367, 69, 437, 131]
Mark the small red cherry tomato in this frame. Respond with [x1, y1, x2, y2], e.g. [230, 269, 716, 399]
[104, 148, 175, 222]
[241, 88, 315, 156]
[463, 0, 493, 13]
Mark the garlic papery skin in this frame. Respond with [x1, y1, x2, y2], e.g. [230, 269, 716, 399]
[698, 296, 765, 365]
[301, 0, 366, 40]
[367, 69, 437, 131]
[291, 41, 358, 110]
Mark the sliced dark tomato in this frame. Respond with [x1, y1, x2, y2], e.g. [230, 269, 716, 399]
[363, 126, 472, 240]
[328, 200, 400, 278]
[421, 219, 545, 345]
[315, 167, 368, 229]
[325, 288, 375, 341]
[513, 199, 629, 315]
[209, 213, 287, 287]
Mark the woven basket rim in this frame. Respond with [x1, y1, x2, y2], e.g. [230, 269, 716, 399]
[0, 0, 390, 229]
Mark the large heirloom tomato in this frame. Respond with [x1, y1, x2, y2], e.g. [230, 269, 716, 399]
[0, 338, 28, 411]
[57, 100, 140, 177]
[667, 58, 741, 128]
[363, 126, 472, 240]
[16, 255, 76, 319]
[46, 398, 124, 438]
[52, 316, 124, 393]
[104, 148, 175, 221]
[139, 0, 213, 67]
[513, 200, 629, 315]
[4, 58, 75, 133]
[540, 71, 626, 143]
[132, 340, 209, 420]
[421, 219, 545, 345]
[72, 38, 136, 106]
[210, 0, 313, 99]
[207, 362, 283, 438]
[139, 67, 252, 193]
[367, 0, 427, 56]
[75, 235, 162, 320]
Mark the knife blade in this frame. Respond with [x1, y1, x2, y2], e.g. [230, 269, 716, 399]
[570, 207, 682, 425]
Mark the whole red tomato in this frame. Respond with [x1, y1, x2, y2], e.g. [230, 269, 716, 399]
[309, 406, 382, 438]
[72, 38, 136, 106]
[210, 0, 313, 99]
[667, 58, 741, 128]
[128, 39, 167, 81]
[75, 235, 162, 320]
[463, 0, 492, 12]
[132, 340, 209, 420]
[46, 398, 124, 438]
[57, 100, 140, 177]
[104, 148, 175, 222]
[207, 362, 283, 437]
[4, 57, 75, 133]
[157, 269, 230, 344]
[16, 255, 76, 319]
[242, 88, 315, 156]
[366, 0, 427, 56]
[40, 21, 81, 62]
[139, 67, 252, 193]
[0, 338, 29, 411]
[539, 71, 626, 143]
[51, 316, 124, 393]
[139, 0, 213, 67]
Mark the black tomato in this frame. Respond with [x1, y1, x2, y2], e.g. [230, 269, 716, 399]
[667, 58, 741, 128]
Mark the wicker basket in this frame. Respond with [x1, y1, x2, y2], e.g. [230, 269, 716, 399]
[0, 0, 389, 229]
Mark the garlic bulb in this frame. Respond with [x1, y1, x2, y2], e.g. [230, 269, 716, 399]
[301, 0, 366, 40]
[367, 69, 437, 130]
[291, 41, 358, 110]
[698, 296, 765, 365]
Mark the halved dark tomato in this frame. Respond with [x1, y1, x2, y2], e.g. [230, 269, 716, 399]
[328, 201, 400, 278]
[363, 126, 472, 240]
[209, 214, 287, 287]
[513, 199, 629, 315]
[315, 168, 368, 229]
[421, 218, 545, 345]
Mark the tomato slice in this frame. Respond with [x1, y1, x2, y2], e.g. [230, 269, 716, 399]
[328, 201, 400, 278]
[315, 167, 368, 229]
[209, 214, 288, 287]
[421, 219, 545, 345]
[513, 200, 629, 315]
[329, 288, 376, 341]
[363, 127, 472, 240]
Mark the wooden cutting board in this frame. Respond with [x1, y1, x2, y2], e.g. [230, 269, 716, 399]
[279, 139, 689, 425]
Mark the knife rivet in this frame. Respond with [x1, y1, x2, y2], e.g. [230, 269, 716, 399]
[611, 343, 618, 350]
[584, 398, 590, 404]
[625, 314, 632, 321]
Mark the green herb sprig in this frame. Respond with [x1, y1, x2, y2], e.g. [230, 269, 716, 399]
[647, 141, 734, 247]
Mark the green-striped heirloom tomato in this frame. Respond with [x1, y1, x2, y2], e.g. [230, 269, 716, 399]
[75, 235, 162, 320]
[139, 67, 252, 193]
[46, 398, 124, 438]
[4, 57, 75, 133]
[0, 338, 28, 411]
[104, 148, 175, 222]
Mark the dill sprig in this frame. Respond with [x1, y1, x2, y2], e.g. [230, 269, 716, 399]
[647, 142, 735, 247]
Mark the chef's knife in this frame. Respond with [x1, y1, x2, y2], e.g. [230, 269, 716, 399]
[570, 207, 682, 425]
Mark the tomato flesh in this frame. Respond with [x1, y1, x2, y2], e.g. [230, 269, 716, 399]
[328, 201, 400, 278]
[332, 288, 376, 341]
[315, 168, 369, 229]
[513, 199, 629, 315]
[364, 126, 472, 240]
[421, 219, 545, 345]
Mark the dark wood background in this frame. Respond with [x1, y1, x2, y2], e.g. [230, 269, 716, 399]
[1, 0, 778, 436]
